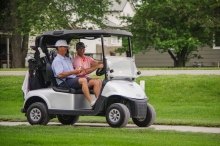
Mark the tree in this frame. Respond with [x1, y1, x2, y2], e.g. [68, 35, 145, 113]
[1, 0, 115, 68]
[127, 0, 220, 67]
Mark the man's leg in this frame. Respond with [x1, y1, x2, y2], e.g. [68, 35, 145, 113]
[61, 78, 95, 106]
[78, 78, 92, 103]
[87, 78, 102, 98]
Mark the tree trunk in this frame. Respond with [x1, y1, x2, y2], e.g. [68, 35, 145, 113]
[11, 34, 29, 68]
[10, 0, 28, 68]
[176, 53, 185, 67]
[11, 33, 22, 68]
[168, 49, 178, 67]
[176, 47, 188, 67]
[21, 35, 29, 67]
[168, 48, 187, 67]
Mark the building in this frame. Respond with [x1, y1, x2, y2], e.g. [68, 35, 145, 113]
[135, 46, 220, 67]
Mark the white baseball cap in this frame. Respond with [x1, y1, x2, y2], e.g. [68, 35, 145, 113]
[55, 40, 69, 47]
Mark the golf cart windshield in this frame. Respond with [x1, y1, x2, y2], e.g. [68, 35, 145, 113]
[106, 56, 139, 79]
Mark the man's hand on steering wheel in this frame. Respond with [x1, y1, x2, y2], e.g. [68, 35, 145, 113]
[97, 63, 103, 68]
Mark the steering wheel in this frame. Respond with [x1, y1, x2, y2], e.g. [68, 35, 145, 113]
[96, 68, 105, 76]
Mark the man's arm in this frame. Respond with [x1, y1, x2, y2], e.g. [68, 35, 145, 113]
[91, 60, 102, 66]
[82, 63, 103, 74]
[57, 69, 81, 78]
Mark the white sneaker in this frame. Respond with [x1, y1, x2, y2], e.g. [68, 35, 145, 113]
[90, 100, 96, 107]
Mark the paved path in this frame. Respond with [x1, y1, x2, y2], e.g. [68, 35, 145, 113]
[139, 70, 220, 76]
[0, 70, 219, 76]
[0, 71, 27, 76]
[0, 122, 219, 134]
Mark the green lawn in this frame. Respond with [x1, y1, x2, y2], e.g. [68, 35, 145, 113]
[137, 75, 220, 127]
[0, 68, 28, 71]
[0, 67, 219, 71]
[138, 67, 220, 70]
[0, 126, 219, 146]
[0, 75, 219, 146]
[0, 75, 219, 127]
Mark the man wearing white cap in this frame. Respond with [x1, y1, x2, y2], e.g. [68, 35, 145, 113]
[52, 40, 96, 107]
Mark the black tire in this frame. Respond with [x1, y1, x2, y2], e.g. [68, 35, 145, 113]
[57, 115, 79, 125]
[27, 102, 50, 125]
[132, 103, 156, 127]
[106, 103, 130, 128]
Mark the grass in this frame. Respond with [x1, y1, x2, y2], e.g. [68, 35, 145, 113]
[0, 68, 28, 71]
[138, 75, 220, 126]
[0, 125, 219, 146]
[138, 67, 220, 70]
[0, 75, 220, 127]
[0, 75, 219, 146]
[0, 67, 220, 71]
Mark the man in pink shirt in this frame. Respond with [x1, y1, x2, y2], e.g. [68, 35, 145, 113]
[72, 42, 103, 100]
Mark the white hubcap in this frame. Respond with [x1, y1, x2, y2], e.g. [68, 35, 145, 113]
[30, 108, 41, 121]
[109, 109, 120, 123]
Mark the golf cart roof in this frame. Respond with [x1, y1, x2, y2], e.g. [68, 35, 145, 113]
[40, 30, 132, 48]
[42, 29, 132, 40]
[37, 29, 133, 53]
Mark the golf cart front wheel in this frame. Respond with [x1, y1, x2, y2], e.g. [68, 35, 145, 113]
[106, 103, 130, 128]
[132, 103, 156, 127]
[57, 115, 79, 125]
[27, 102, 50, 125]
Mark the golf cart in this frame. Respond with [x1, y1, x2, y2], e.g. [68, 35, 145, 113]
[21, 30, 156, 128]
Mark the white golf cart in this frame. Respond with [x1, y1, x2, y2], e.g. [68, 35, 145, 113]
[21, 30, 156, 128]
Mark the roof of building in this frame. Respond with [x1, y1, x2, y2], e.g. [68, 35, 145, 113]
[104, 20, 121, 27]
[109, 0, 128, 11]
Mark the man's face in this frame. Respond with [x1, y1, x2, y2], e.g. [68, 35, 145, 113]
[58, 46, 68, 55]
[77, 47, 85, 56]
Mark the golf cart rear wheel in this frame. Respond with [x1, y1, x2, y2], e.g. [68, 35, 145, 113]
[27, 102, 50, 125]
[57, 115, 79, 125]
[132, 103, 156, 127]
[106, 103, 130, 128]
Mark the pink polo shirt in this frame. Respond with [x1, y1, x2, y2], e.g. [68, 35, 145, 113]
[72, 55, 97, 78]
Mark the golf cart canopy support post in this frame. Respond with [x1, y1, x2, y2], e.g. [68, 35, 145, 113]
[128, 36, 132, 57]
[100, 35, 108, 80]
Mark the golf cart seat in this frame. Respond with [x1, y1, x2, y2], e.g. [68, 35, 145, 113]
[46, 63, 94, 94]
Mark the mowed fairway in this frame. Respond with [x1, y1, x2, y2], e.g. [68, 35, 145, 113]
[0, 75, 220, 126]
[137, 75, 220, 126]
[0, 126, 219, 146]
[0, 74, 220, 145]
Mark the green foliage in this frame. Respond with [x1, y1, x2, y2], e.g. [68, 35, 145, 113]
[127, 0, 220, 66]
[1, 0, 118, 68]
[13, 0, 114, 35]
